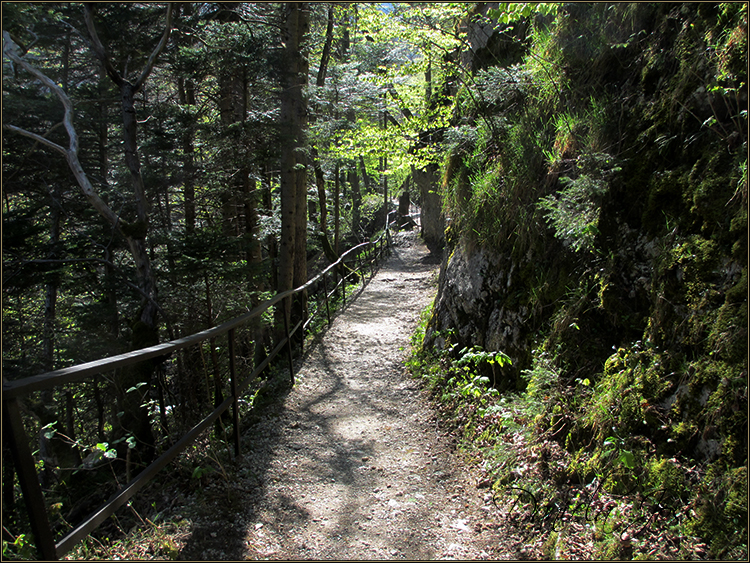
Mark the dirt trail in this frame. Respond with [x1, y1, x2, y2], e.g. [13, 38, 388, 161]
[178, 231, 510, 560]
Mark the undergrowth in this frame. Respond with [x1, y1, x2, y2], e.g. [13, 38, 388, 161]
[409, 301, 747, 560]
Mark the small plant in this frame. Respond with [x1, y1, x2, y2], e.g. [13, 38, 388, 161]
[602, 435, 636, 471]
[191, 465, 214, 480]
[537, 153, 620, 253]
[456, 345, 512, 389]
[2, 533, 36, 561]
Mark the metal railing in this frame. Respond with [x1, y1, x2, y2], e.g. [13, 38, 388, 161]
[3, 227, 392, 560]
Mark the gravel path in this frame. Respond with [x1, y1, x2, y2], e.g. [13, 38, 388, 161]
[178, 231, 509, 560]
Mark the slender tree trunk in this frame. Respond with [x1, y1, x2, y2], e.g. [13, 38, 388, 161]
[2, 426, 16, 523]
[98, 65, 109, 187]
[334, 161, 340, 254]
[359, 154, 371, 192]
[42, 187, 62, 373]
[425, 56, 432, 107]
[316, 4, 334, 88]
[178, 77, 196, 235]
[310, 3, 337, 263]
[382, 102, 389, 228]
[349, 166, 361, 237]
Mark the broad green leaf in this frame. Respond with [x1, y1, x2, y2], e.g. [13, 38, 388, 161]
[620, 450, 636, 469]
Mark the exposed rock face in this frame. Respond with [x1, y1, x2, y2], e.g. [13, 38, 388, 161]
[426, 242, 532, 385]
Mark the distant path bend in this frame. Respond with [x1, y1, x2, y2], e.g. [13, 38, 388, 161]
[180, 230, 509, 560]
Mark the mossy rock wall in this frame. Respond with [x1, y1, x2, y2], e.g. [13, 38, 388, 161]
[426, 4, 746, 555]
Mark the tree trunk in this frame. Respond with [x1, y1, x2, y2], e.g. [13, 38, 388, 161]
[42, 186, 62, 373]
[412, 163, 445, 245]
[310, 4, 338, 263]
[178, 77, 197, 235]
[316, 4, 334, 88]
[359, 154, 371, 192]
[334, 161, 340, 254]
[278, 2, 309, 350]
[425, 56, 432, 107]
[349, 165, 362, 237]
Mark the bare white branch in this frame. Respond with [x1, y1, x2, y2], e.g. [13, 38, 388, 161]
[134, 4, 174, 90]
[2, 31, 122, 230]
[2, 123, 67, 156]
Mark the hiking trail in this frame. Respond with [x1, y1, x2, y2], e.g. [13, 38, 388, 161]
[178, 231, 513, 560]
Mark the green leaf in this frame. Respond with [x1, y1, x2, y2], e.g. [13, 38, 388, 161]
[126, 382, 148, 393]
[103, 449, 117, 460]
[619, 450, 635, 469]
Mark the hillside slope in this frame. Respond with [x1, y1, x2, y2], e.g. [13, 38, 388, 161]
[419, 3, 747, 558]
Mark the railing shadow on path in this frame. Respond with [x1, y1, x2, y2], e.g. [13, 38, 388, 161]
[178, 227, 446, 559]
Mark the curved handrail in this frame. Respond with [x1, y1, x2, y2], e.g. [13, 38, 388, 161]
[3, 238, 380, 398]
[3, 226, 391, 559]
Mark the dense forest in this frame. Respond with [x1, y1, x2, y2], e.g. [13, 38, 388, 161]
[2, 2, 747, 560]
[2, 2, 463, 558]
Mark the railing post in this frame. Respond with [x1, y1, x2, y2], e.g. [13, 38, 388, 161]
[282, 297, 295, 385]
[3, 397, 58, 560]
[322, 272, 332, 326]
[227, 328, 240, 457]
[341, 265, 347, 305]
[334, 267, 340, 304]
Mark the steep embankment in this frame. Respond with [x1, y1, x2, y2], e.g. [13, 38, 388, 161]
[421, 3, 747, 559]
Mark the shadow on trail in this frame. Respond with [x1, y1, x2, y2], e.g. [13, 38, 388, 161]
[178, 232, 442, 560]
[388, 235, 443, 273]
